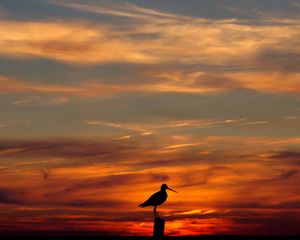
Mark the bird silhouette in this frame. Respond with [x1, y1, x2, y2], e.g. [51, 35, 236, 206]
[139, 183, 177, 218]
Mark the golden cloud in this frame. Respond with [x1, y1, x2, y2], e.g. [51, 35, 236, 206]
[0, 3, 300, 94]
[0, 13, 299, 66]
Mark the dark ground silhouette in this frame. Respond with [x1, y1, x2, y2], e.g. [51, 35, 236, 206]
[1, 235, 300, 240]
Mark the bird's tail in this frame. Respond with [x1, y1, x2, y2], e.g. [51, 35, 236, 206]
[138, 202, 146, 208]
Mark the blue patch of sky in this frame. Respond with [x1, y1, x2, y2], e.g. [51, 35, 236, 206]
[2, 0, 300, 23]
[1, 90, 299, 137]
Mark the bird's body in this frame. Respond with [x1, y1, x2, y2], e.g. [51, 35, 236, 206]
[139, 184, 177, 218]
[139, 189, 168, 208]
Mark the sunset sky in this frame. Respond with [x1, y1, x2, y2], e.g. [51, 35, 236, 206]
[1, 0, 300, 236]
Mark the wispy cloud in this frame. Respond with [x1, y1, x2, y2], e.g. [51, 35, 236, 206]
[10, 96, 69, 106]
[1, 3, 300, 94]
[0, 76, 82, 95]
[0, 75, 227, 96]
[113, 135, 131, 140]
[172, 209, 217, 216]
[238, 121, 269, 126]
[0, 8, 299, 68]
[85, 118, 250, 135]
[0, 136, 299, 235]
[50, 0, 191, 21]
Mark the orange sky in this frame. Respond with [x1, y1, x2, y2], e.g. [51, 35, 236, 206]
[0, 136, 300, 235]
[0, 0, 300, 236]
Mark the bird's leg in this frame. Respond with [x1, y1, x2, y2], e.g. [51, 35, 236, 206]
[155, 209, 160, 219]
[153, 206, 158, 219]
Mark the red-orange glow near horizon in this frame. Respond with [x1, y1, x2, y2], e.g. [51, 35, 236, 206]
[0, 136, 299, 235]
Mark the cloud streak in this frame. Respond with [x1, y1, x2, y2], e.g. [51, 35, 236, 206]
[50, 0, 190, 21]
[0, 136, 299, 235]
[0, 2, 299, 97]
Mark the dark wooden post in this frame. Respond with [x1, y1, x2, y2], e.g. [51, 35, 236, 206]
[153, 217, 165, 239]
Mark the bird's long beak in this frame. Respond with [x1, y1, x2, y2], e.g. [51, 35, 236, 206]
[167, 187, 177, 193]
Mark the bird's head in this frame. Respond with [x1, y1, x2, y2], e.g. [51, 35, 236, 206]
[161, 183, 177, 193]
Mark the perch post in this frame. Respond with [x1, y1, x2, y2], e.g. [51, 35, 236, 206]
[153, 216, 165, 239]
